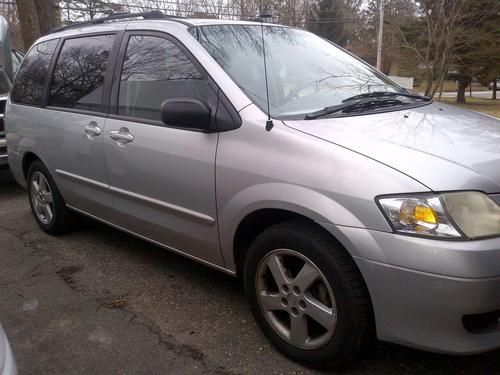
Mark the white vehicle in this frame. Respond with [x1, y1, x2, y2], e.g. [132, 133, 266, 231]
[0, 16, 23, 169]
[0, 323, 16, 375]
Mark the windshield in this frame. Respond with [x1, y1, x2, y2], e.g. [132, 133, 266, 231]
[192, 24, 404, 119]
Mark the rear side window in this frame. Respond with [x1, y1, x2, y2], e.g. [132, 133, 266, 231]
[118, 35, 208, 121]
[11, 39, 58, 106]
[49, 34, 115, 112]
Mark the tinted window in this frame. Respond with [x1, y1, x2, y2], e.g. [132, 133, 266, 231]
[11, 39, 58, 105]
[118, 35, 208, 121]
[49, 34, 115, 112]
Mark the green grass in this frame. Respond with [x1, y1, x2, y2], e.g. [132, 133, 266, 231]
[437, 97, 500, 118]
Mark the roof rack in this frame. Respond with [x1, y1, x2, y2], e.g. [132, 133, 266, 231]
[51, 11, 191, 34]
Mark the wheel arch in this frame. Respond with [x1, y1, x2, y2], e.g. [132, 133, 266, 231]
[22, 151, 43, 181]
[231, 207, 365, 279]
[233, 208, 306, 276]
[219, 183, 367, 273]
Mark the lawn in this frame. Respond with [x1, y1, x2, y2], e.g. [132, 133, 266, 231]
[437, 97, 500, 118]
[415, 80, 490, 92]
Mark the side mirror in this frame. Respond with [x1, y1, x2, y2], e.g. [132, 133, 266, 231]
[160, 98, 212, 131]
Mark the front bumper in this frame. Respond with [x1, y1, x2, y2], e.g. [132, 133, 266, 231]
[356, 257, 500, 354]
[322, 224, 500, 354]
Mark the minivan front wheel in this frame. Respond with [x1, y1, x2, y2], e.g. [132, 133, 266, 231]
[27, 160, 76, 234]
[243, 220, 373, 369]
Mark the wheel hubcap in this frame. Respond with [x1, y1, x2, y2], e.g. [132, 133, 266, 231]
[256, 249, 337, 349]
[30, 172, 54, 225]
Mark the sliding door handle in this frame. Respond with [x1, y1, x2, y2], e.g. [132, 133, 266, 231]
[84, 122, 102, 137]
[110, 128, 134, 144]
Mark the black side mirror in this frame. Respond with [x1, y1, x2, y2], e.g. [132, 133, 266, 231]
[160, 98, 212, 131]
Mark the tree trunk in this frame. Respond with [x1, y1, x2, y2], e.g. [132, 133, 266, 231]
[438, 74, 446, 100]
[456, 67, 471, 104]
[240, 0, 245, 18]
[423, 69, 433, 96]
[16, 0, 59, 50]
[16, 0, 41, 49]
[457, 79, 470, 104]
[493, 79, 497, 100]
[34, 0, 60, 35]
[457, 86, 466, 104]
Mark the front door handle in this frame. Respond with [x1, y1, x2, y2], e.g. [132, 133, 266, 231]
[110, 128, 134, 144]
[84, 122, 102, 138]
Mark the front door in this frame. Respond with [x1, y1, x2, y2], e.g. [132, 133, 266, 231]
[103, 33, 223, 266]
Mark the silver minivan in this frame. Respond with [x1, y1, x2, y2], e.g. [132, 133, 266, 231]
[5, 12, 500, 368]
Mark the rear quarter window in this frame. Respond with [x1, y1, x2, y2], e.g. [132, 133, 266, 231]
[11, 39, 59, 106]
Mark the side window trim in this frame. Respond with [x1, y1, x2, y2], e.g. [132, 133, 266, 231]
[109, 31, 132, 116]
[102, 31, 125, 114]
[43, 38, 63, 108]
[45, 31, 124, 116]
[109, 30, 241, 131]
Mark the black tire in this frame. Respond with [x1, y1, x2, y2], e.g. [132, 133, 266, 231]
[243, 219, 374, 369]
[27, 160, 76, 235]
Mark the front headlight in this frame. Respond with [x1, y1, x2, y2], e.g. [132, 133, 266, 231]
[377, 192, 500, 239]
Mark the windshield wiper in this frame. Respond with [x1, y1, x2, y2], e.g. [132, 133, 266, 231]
[305, 98, 405, 120]
[342, 91, 431, 103]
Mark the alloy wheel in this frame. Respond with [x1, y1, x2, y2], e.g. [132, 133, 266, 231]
[255, 249, 337, 349]
[30, 171, 54, 225]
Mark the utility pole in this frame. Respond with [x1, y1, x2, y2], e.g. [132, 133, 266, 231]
[376, 0, 384, 71]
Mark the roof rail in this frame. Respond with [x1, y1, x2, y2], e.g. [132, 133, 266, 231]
[51, 11, 190, 34]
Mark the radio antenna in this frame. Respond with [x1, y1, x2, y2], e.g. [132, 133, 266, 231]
[259, 8, 274, 131]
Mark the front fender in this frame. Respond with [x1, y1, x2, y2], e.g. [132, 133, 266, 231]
[218, 182, 391, 271]
[215, 114, 430, 272]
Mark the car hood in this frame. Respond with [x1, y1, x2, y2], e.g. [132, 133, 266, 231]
[283, 102, 500, 193]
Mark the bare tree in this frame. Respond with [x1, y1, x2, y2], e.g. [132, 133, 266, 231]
[399, 0, 465, 97]
[60, 0, 124, 21]
[16, 0, 60, 48]
[307, 0, 362, 47]
[35, 1, 61, 35]
[453, 0, 500, 103]
[350, 0, 416, 74]
[16, 0, 41, 49]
